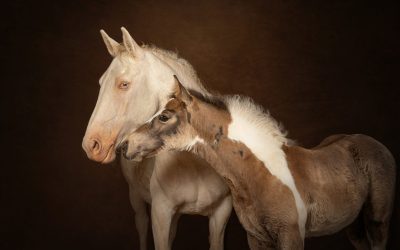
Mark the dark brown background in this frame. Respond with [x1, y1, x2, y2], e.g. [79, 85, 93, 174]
[2, 0, 399, 249]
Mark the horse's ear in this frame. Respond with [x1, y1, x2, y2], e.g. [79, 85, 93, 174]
[121, 27, 143, 57]
[100, 29, 120, 57]
[172, 75, 192, 103]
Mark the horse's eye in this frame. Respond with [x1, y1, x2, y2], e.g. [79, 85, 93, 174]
[119, 81, 130, 89]
[158, 114, 169, 123]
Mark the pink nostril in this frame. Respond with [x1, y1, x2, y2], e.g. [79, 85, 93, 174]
[90, 139, 102, 154]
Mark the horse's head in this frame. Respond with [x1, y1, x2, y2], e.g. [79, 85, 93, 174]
[121, 76, 197, 162]
[82, 27, 176, 163]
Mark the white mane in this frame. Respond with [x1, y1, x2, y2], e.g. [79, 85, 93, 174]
[225, 95, 290, 146]
[142, 45, 210, 95]
[225, 95, 306, 239]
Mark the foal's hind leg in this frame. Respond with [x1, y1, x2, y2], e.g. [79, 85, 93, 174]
[364, 164, 396, 249]
[346, 212, 369, 250]
[364, 190, 394, 250]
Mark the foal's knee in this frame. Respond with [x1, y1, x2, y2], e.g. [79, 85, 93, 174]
[277, 225, 304, 250]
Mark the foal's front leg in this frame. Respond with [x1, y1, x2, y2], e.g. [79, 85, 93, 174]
[276, 225, 304, 250]
[151, 198, 177, 250]
[247, 225, 303, 250]
[247, 233, 275, 250]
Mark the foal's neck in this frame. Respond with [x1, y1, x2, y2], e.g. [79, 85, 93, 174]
[186, 94, 267, 186]
[186, 96, 273, 238]
[186, 92, 231, 143]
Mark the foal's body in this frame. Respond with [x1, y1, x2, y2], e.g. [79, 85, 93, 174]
[199, 134, 395, 249]
[124, 80, 396, 249]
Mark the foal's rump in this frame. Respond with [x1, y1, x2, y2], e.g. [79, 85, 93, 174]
[343, 134, 396, 195]
[285, 134, 396, 237]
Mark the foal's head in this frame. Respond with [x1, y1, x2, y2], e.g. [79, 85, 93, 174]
[121, 76, 198, 161]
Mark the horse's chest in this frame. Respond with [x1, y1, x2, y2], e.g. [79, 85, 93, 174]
[150, 151, 229, 214]
[121, 157, 153, 203]
[151, 170, 228, 215]
[134, 178, 152, 203]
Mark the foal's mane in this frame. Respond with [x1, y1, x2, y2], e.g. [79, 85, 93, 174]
[185, 88, 292, 146]
[188, 89, 227, 110]
[224, 95, 292, 146]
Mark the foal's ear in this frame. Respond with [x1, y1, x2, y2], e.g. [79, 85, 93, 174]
[100, 29, 120, 57]
[172, 75, 192, 103]
[121, 27, 143, 58]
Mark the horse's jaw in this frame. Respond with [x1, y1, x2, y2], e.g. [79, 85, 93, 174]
[100, 144, 117, 164]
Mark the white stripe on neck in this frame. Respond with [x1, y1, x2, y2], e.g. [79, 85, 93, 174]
[225, 96, 307, 239]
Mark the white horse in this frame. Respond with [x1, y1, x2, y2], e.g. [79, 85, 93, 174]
[82, 27, 232, 250]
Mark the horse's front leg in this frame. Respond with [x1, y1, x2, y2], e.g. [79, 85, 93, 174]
[128, 188, 149, 250]
[151, 198, 176, 250]
[209, 195, 232, 250]
[169, 212, 181, 245]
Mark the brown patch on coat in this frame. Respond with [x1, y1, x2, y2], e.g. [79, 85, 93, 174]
[283, 134, 395, 239]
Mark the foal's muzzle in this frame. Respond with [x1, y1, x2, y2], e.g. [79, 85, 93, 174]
[117, 140, 128, 154]
[118, 140, 141, 161]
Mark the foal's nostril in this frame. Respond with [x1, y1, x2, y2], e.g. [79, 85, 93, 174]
[121, 140, 128, 153]
[121, 140, 135, 160]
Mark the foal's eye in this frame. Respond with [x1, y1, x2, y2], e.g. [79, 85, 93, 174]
[158, 114, 169, 123]
[118, 81, 130, 90]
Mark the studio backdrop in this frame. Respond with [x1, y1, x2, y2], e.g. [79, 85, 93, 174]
[2, 0, 399, 249]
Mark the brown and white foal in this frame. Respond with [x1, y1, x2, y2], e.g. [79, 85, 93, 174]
[121, 77, 396, 249]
